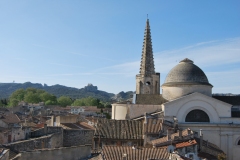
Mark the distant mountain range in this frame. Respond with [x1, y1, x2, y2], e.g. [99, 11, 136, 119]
[0, 82, 134, 102]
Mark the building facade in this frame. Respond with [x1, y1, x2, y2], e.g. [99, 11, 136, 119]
[112, 19, 240, 160]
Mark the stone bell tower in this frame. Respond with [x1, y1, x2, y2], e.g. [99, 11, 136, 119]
[136, 19, 160, 94]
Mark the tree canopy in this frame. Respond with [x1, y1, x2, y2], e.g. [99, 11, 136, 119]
[8, 88, 57, 107]
[57, 96, 72, 107]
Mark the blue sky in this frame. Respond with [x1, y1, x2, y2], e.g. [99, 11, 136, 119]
[0, 1, 239, 94]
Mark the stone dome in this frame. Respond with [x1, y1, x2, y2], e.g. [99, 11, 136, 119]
[162, 58, 212, 87]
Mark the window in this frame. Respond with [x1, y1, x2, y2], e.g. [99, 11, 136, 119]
[238, 140, 240, 145]
[146, 81, 151, 85]
[185, 109, 210, 122]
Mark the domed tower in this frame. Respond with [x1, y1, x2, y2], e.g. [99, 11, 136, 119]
[162, 58, 213, 100]
[136, 19, 160, 94]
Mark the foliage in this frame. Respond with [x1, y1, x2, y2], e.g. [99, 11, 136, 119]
[45, 100, 58, 105]
[218, 153, 226, 160]
[0, 82, 115, 102]
[57, 96, 72, 107]
[24, 92, 41, 103]
[71, 97, 100, 106]
[104, 113, 111, 119]
[8, 87, 57, 107]
[9, 99, 19, 107]
[0, 99, 8, 107]
[40, 92, 57, 102]
[10, 88, 25, 101]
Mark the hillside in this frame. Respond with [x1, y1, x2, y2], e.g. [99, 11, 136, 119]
[0, 82, 116, 101]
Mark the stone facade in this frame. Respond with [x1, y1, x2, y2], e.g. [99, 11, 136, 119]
[162, 84, 212, 101]
[31, 126, 63, 138]
[20, 145, 91, 160]
[63, 129, 93, 147]
[136, 19, 160, 95]
[112, 103, 162, 120]
[55, 115, 79, 126]
[4, 133, 63, 152]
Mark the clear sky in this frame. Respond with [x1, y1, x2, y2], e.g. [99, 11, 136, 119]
[0, 1, 239, 94]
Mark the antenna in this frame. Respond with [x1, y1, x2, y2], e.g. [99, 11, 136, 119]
[147, 14, 148, 19]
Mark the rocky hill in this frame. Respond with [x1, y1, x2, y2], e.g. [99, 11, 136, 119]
[0, 82, 133, 102]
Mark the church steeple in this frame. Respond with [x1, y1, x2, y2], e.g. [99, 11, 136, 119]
[140, 19, 155, 76]
[136, 19, 160, 95]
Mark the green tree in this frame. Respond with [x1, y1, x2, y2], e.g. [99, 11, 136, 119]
[9, 99, 19, 107]
[40, 92, 57, 102]
[10, 89, 25, 101]
[104, 102, 112, 108]
[72, 99, 85, 106]
[26, 88, 38, 94]
[24, 92, 41, 103]
[45, 100, 57, 105]
[58, 96, 72, 107]
[71, 97, 99, 106]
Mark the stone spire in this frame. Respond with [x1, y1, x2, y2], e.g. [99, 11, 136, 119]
[139, 19, 155, 76]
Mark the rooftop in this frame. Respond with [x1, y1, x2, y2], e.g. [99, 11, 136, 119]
[101, 146, 170, 160]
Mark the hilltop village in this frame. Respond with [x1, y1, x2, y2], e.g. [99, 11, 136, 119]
[0, 19, 240, 160]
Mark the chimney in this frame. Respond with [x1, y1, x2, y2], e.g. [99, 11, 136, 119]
[178, 130, 182, 139]
[187, 128, 191, 135]
[44, 123, 47, 135]
[199, 129, 203, 151]
[173, 117, 178, 131]
[167, 129, 171, 141]
[144, 112, 147, 124]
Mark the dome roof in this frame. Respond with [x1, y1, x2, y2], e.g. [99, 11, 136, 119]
[162, 58, 212, 86]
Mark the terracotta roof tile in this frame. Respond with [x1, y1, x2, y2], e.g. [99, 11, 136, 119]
[95, 119, 143, 139]
[144, 119, 163, 134]
[0, 113, 20, 124]
[175, 139, 197, 148]
[151, 129, 191, 146]
[102, 146, 170, 160]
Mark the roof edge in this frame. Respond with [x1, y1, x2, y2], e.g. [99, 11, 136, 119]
[162, 82, 213, 87]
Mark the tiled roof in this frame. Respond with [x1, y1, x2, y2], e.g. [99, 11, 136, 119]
[175, 139, 197, 148]
[61, 123, 82, 129]
[195, 137, 223, 154]
[0, 113, 20, 124]
[151, 129, 191, 146]
[9, 149, 20, 159]
[198, 152, 218, 159]
[144, 119, 163, 134]
[101, 146, 170, 160]
[0, 108, 9, 112]
[78, 122, 95, 130]
[94, 119, 143, 139]
[135, 94, 168, 105]
[213, 96, 240, 105]
[61, 122, 95, 130]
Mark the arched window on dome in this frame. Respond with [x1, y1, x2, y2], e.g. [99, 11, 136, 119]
[238, 140, 240, 145]
[185, 109, 210, 122]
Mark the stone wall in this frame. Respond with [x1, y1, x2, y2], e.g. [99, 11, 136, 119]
[4, 133, 63, 152]
[56, 115, 79, 124]
[31, 126, 63, 138]
[20, 145, 91, 160]
[112, 104, 162, 120]
[162, 85, 212, 101]
[63, 129, 93, 147]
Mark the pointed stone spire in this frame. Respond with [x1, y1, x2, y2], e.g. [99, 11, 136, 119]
[139, 19, 155, 76]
